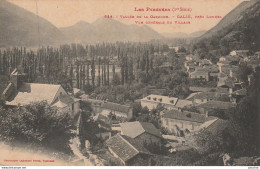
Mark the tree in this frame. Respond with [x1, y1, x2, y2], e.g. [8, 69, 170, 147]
[132, 102, 142, 118]
[78, 101, 99, 147]
[86, 63, 90, 85]
[237, 63, 253, 85]
[231, 68, 259, 155]
[107, 62, 110, 85]
[91, 58, 95, 88]
[98, 57, 101, 87]
[0, 101, 74, 154]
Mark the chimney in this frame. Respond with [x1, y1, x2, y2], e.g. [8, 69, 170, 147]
[10, 68, 25, 91]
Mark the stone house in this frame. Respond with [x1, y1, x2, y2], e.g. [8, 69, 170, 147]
[106, 134, 151, 166]
[141, 94, 178, 110]
[120, 121, 162, 147]
[230, 50, 249, 57]
[161, 109, 209, 133]
[189, 68, 210, 81]
[87, 99, 133, 121]
[2, 69, 80, 117]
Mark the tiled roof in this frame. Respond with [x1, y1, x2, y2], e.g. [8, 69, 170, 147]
[189, 87, 223, 92]
[185, 92, 201, 100]
[101, 102, 131, 114]
[2, 82, 14, 100]
[196, 101, 236, 110]
[59, 94, 79, 104]
[6, 83, 62, 106]
[162, 109, 207, 123]
[120, 121, 161, 138]
[199, 118, 230, 136]
[52, 100, 67, 108]
[175, 99, 193, 108]
[193, 92, 228, 100]
[141, 94, 178, 106]
[106, 134, 149, 162]
[190, 69, 209, 76]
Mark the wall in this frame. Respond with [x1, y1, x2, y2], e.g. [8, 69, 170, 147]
[161, 117, 202, 133]
[141, 100, 175, 111]
[135, 132, 161, 146]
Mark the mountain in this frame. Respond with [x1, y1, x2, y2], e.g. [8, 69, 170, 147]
[60, 18, 163, 43]
[189, 30, 207, 38]
[162, 30, 207, 38]
[195, 0, 260, 54]
[0, 0, 67, 47]
[192, 0, 260, 60]
[201, 0, 259, 39]
[162, 32, 188, 38]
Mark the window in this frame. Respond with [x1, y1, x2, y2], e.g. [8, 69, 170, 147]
[72, 103, 74, 111]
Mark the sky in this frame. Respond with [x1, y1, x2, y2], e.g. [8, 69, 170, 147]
[8, 0, 246, 34]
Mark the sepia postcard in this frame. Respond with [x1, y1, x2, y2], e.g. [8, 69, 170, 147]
[0, 0, 259, 167]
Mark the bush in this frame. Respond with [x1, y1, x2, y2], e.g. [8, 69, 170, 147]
[0, 101, 74, 154]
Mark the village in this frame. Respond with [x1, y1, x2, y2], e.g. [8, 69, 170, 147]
[0, 45, 259, 166]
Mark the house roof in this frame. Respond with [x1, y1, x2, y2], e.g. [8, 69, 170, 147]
[199, 59, 212, 65]
[232, 88, 247, 96]
[218, 72, 228, 78]
[101, 102, 131, 114]
[190, 69, 209, 76]
[2, 82, 15, 100]
[196, 101, 236, 110]
[106, 134, 150, 162]
[185, 92, 201, 100]
[189, 87, 229, 93]
[52, 100, 67, 108]
[162, 109, 207, 123]
[232, 50, 249, 53]
[120, 121, 161, 138]
[141, 94, 178, 106]
[197, 118, 231, 137]
[175, 99, 193, 108]
[193, 92, 228, 100]
[6, 83, 62, 106]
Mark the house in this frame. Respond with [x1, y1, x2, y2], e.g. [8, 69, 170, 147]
[106, 134, 151, 166]
[189, 68, 209, 81]
[195, 101, 236, 114]
[198, 59, 212, 67]
[229, 66, 239, 79]
[175, 99, 193, 109]
[73, 88, 85, 97]
[87, 99, 133, 121]
[231, 88, 247, 103]
[189, 86, 229, 93]
[217, 72, 229, 87]
[52, 94, 81, 116]
[192, 92, 229, 104]
[120, 121, 161, 146]
[230, 50, 249, 57]
[141, 94, 178, 110]
[184, 61, 198, 73]
[188, 118, 232, 154]
[161, 109, 211, 134]
[2, 69, 80, 116]
[93, 114, 112, 140]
